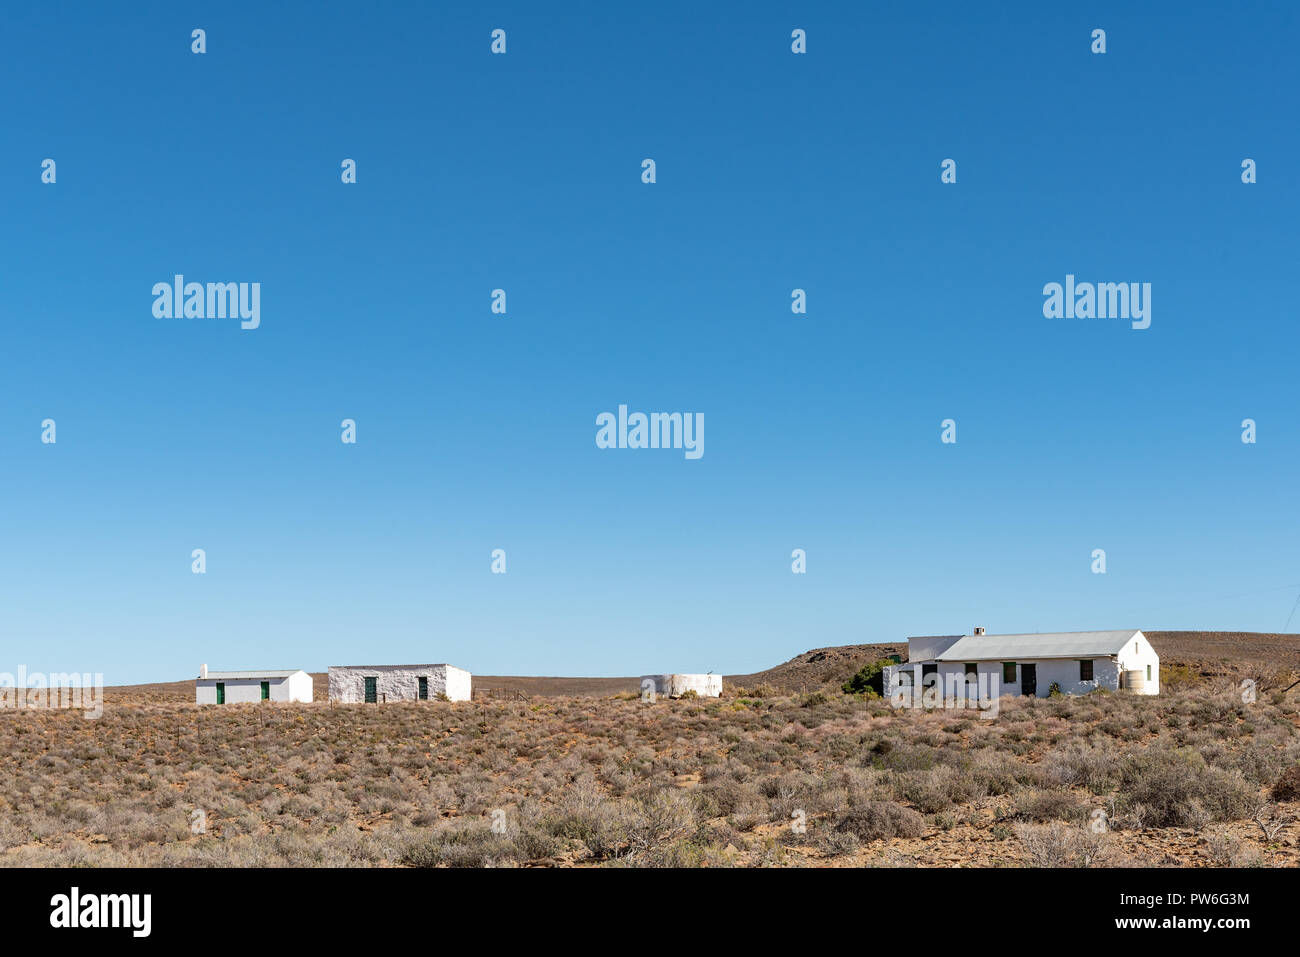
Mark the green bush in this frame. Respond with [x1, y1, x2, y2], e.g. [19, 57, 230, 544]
[842, 660, 893, 696]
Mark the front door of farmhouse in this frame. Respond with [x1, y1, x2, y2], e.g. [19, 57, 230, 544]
[1021, 664, 1037, 696]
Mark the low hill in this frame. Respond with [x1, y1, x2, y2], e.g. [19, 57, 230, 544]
[726, 643, 906, 692]
[1143, 631, 1300, 678]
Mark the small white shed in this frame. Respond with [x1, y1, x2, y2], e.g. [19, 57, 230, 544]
[195, 664, 313, 704]
[327, 664, 472, 703]
[640, 674, 723, 698]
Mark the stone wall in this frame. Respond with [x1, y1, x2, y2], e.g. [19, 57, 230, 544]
[327, 664, 472, 702]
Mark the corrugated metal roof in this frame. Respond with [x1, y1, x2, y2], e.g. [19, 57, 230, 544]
[932, 630, 1141, 662]
[199, 670, 304, 680]
[328, 664, 464, 671]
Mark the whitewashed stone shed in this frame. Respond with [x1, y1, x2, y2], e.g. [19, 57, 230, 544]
[882, 628, 1159, 699]
[328, 664, 472, 703]
[640, 674, 723, 698]
[195, 664, 313, 704]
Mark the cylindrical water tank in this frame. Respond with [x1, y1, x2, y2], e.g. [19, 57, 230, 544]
[1123, 669, 1144, 691]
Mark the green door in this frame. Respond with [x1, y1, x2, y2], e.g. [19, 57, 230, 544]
[216, 682, 225, 704]
[418, 676, 428, 700]
[260, 681, 270, 701]
[364, 676, 377, 703]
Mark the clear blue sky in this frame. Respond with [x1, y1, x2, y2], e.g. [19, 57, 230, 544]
[2, 2, 1297, 684]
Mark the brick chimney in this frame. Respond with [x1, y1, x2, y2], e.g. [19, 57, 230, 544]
[200, 663, 208, 679]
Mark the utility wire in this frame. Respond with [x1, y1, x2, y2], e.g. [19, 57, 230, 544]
[1283, 587, 1300, 634]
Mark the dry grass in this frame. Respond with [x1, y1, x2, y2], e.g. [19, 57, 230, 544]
[2, 674, 1298, 867]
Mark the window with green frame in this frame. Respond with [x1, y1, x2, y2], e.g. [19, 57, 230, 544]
[1002, 662, 1017, 683]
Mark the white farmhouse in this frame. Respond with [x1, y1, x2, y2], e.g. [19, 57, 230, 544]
[328, 664, 472, 703]
[881, 628, 1159, 699]
[195, 664, 313, 704]
[640, 674, 723, 698]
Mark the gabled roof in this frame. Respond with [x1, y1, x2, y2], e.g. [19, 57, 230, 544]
[931, 630, 1142, 662]
[199, 670, 305, 680]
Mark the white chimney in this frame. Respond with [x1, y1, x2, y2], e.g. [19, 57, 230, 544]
[973, 626, 986, 636]
[200, 663, 208, 679]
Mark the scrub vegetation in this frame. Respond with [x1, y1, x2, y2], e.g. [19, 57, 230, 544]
[1, 650, 1298, 867]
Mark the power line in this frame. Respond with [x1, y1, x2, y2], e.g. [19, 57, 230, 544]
[1283, 588, 1300, 634]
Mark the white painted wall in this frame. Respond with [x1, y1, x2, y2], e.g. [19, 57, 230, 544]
[883, 654, 1156, 699]
[196, 671, 312, 704]
[1116, 631, 1160, 694]
[327, 664, 472, 702]
[884, 661, 1009, 699]
[640, 674, 722, 698]
[285, 671, 314, 702]
[443, 666, 472, 702]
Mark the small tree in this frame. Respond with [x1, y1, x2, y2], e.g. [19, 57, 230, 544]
[842, 660, 891, 697]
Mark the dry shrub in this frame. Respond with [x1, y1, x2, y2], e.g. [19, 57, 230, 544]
[1159, 663, 1203, 690]
[1014, 822, 1110, 867]
[401, 823, 522, 868]
[544, 778, 631, 860]
[1270, 765, 1300, 803]
[1205, 831, 1262, 867]
[1043, 742, 1119, 794]
[1117, 749, 1257, 828]
[969, 750, 1028, 795]
[624, 789, 696, 858]
[897, 765, 981, 813]
[833, 801, 925, 842]
[1016, 789, 1089, 823]
[819, 828, 861, 856]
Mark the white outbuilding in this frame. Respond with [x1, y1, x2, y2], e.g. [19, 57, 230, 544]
[195, 664, 313, 704]
[640, 674, 723, 698]
[882, 628, 1159, 699]
[327, 664, 472, 703]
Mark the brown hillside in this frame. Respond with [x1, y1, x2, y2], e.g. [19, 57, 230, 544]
[1144, 631, 1300, 674]
[727, 643, 907, 692]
